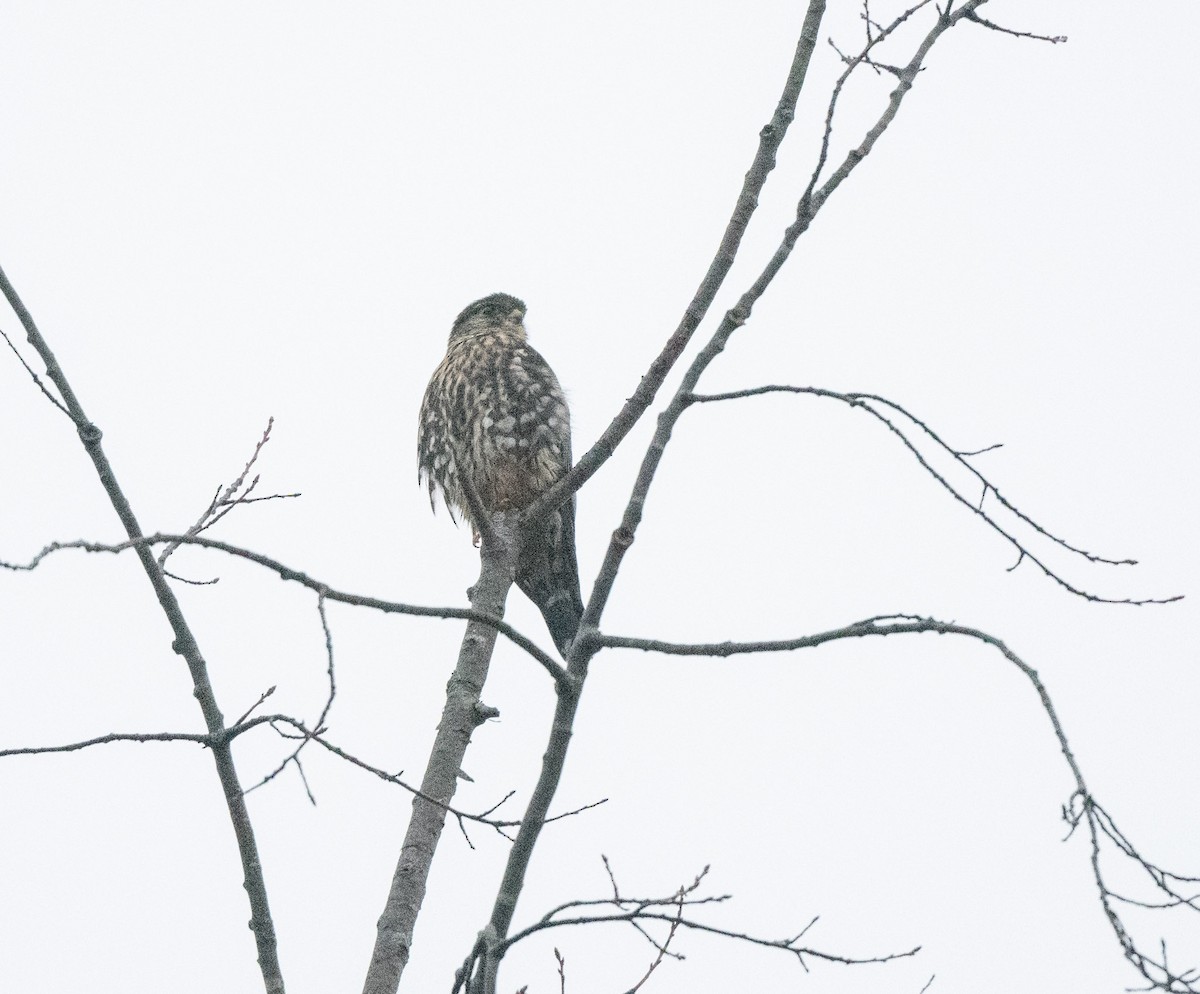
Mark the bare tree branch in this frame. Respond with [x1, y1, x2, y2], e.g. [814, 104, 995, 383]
[810, 0, 937, 199]
[962, 9, 1067, 43]
[0, 322, 70, 416]
[684, 384, 1182, 605]
[0, 711, 604, 840]
[465, 859, 918, 992]
[235, 713, 603, 837]
[233, 686, 278, 730]
[362, 513, 523, 994]
[0, 533, 568, 689]
[522, 0, 828, 525]
[0, 261, 287, 994]
[158, 415, 299, 577]
[624, 883, 684, 993]
[599, 614, 1200, 991]
[801, 0, 985, 220]
[505, 910, 919, 967]
[244, 590, 339, 798]
[0, 730, 211, 757]
[554, 948, 565, 994]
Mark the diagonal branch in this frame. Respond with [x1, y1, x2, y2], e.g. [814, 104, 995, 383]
[0, 262, 286, 994]
[0, 322, 70, 416]
[522, 0, 828, 525]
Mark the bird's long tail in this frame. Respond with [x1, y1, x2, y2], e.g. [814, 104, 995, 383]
[516, 496, 584, 657]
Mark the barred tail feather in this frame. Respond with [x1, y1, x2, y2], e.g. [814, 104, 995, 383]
[516, 497, 584, 657]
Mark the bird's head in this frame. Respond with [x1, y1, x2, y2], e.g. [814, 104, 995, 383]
[449, 292, 527, 343]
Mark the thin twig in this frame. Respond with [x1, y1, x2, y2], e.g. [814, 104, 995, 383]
[157, 416, 300, 575]
[804, 0, 936, 210]
[962, 9, 1066, 43]
[0, 323, 70, 415]
[233, 687, 277, 729]
[244, 589, 339, 799]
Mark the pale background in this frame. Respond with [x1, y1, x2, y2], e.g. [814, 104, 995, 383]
[1, 2, 1197, 992]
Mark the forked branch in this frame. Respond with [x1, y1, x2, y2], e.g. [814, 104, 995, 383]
[685, 384, 1180, 605]
[454, 859, 917, 993]
[157, 416, 299, 583]
[0, 262, 286, 994]
[523, 0, 828, 524]
[600, 615, 1199, 992]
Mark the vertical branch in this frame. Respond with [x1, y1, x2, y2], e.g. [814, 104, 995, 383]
[362, 514, 521, 994]
[468, 671, 584, 993]
[0, 263, 286, 993]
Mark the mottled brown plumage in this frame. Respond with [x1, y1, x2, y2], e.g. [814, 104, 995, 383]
[418, 293, 584, 656]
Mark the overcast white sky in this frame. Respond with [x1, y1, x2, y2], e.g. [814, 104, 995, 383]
[2, 3, 1197, 993]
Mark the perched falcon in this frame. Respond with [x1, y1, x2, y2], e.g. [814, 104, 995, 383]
[418, 293, 584, 656]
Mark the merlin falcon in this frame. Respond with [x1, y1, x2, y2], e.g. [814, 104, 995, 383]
[417, 293, 584, 656]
